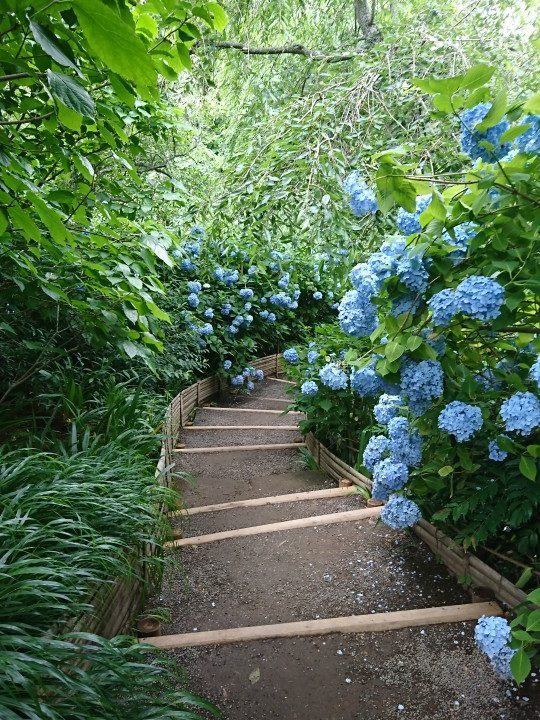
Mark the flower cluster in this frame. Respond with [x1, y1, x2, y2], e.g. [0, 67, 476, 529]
[301, 380, 318, 396]
[400, 360, 444, 416]
[338, 289, 378, 338]
[488, 438, 508, 462]
[396, 195, 431, 235]
[283, 348, 300, 364]
[380, 494, 421, 529]
[530, 355, 540, 390]
[460, 103, 510, 162]
[374, 394, 402, 425]
[372, 458, 409, 500]
[343, 171, 378, 216]
[319, 363, 348, 390]
[516, 114, 540, 154]
[438, 401, 483, 442]
[388, 417, 422, 467]
[428, 276, 505, 326]
[474, 616, 515, 679]
[500, 391, 540, 436]
[362, 434, 390, 472]
[350, 361, 385, 397]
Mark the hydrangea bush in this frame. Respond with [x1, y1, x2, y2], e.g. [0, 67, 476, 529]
[284, 69, 540, 683]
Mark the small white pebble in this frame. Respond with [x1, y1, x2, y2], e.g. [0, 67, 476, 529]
[397, 704, 405, 711]
[337, 649, 344, 656]
[345, 678, 352, 684]
[193, 627, 198, 631]
[420, 630, 425, 635]
[522, 697, 529, 702]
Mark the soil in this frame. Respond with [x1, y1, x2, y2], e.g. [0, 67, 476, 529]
[151, 378, 540, 720]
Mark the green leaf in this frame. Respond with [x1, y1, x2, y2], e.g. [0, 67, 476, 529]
[526, 445, 540, 458]
[511, 630, 533, 643]
[57, 101, 82, 131]
[27, 193, 68, 244]
[72, 0, 157, 88]
[525, 609, 540, 632]
[527, 588, 540, 605]
[206, 2, 229, 31]
[7, 205, 41, 242]
[524, 91, 540, 114]
[461, 63, 496, 92]
[319, 398, 333, 412]
[385, 340, 405, 363]
[47, 70, 95, 119]
[438, 465, 454, 477]
[515, 567, 533, 589]
[510, 649, 531, 685]
[29, 19, 82, 77]
[406, 335, 423, 352]
[476, 90, 507, 131]
[519, 454, 537, 481]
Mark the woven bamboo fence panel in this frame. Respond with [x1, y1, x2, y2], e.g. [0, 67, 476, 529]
[76, 354, 283, 637]
[306, 431, 526, 608]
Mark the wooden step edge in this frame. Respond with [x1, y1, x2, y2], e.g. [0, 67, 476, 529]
[169, 486, 358, 517]
[182, 425, 300, 431]
[270, 378, 295, 385]
[141, 601, 502, 649]
[202, 406, 303, 415]
[254, 397, 291, 403]
[165, 506, 380, 547]
[173, 442, 306, 454]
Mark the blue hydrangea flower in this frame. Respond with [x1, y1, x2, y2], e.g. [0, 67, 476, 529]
[474, 367, 499, 390]
[190, 224, 204, 238]
[313, 291, 323, 300]
[455, 276, 504, 321]
[224, 270, 239, 286]
[396, 254, 429, 293]
[371, 459, 409, 500]
[231, 374, 244, 386]
[260, 297, 268, 305]
[244, 302, 252, 311]
[442, 222, 477, 258]
[203, 308, 214, 319]
[343, 171, 378, 215]
[319, 363, 348, 390]
[267, 313, 276, 322]
[307, 350, 319, 364]
[301, 380, 318, 396]
[247, 380, 255, 391]
[283, 348, 300, 364]
[338, 290, 378, 338]
[293, 289, 301, 300]
[380, 494, 421, 529]
[428, 289, 458, 326]
[221, 303, 232, 316]
[500, 391, 540, 436]
[228, 325, 239, 334]
[278, 273, 290, 289]
[490, 646, 516, 680]
[172, 249, 181, 258]
[200, 323, 213, 336]
[529, 355, 540, 390]
[239, 288, 254, 300]
[244, 314, 253, 324]
[391, 430, 423, 468]
[259, 310, 269, 319]
[438, 401, 483, 442]
[187, 281, 202, 293]
[214, 267, 225, 281]
[349, 263, 378, 295]
[180, 258, 195, 271]
[400, 360, 444, 416]
[474, 616, 511, 660]
[392, 294, 421, 317]
[269, 262, 279, 272]
[350, 362, 384, 397]
[374, 394, 403, 425]
[460, 103, 511, 162]
[185, 241, 200, 256]
[254, 369, 264, 381]
[515, 114, 540, 154]
[362, 435, 390, 471]
[223, 360, 232, 370]
[488, 438, 508, 462]
[388, 417, 410, 439]
[247, 265, 257, 275]
[187, 293, 199, 308]
[396, 195, 431, 235]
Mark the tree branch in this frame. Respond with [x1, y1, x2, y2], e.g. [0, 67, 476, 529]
[0, 110, 54, 126]
[203, 41, 364, 63]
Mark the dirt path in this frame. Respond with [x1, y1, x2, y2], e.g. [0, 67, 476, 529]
[155, 378, 539, 720]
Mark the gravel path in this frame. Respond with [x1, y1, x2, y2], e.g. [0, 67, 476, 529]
[151, 378, 540, 720]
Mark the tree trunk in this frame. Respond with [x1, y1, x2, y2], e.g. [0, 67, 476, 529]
[354, 0, 382, 43]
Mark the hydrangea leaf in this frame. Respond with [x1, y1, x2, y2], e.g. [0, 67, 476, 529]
[519, 454, 537, 481]
[476, 90, 508, 131]
[47, 70, 95, 119]
[510, 649, 531, 685]
[29, 19, 82, 77]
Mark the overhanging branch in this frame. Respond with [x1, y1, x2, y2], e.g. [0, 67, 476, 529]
[203, 41, 363, 63]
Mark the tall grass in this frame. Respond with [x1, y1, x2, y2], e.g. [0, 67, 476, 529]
[0, 381, 220, 719]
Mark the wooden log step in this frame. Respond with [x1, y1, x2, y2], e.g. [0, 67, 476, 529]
[142, 601, 502, 649]
[254, 397, 291, 403]
[165, 506, 380, 547]
[182, 425, 300, 431]
[201, 406, 303, 415]
[270, 378, 295, 385]
[169, 486, 358, 517]
[173, 442, 306, 454]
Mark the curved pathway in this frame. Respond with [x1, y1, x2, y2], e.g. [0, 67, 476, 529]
[150, 378, 538, 720]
